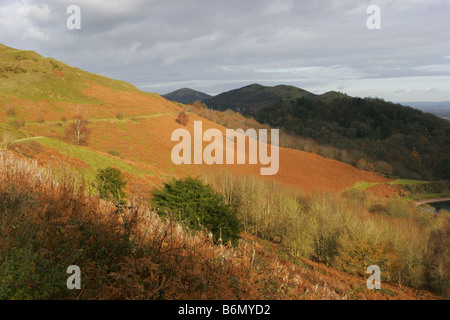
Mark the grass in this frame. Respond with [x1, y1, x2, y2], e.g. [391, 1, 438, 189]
[344, 179, 432, 194]
[25, 112, 177, 126]
[37, 137, 155, 183]
[388, 179, 430, 185]
[0, 44, 139, 104]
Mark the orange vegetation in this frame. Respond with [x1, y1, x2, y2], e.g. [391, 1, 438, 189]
[0, 149, 438, 300]
[9, 82, 389, 195]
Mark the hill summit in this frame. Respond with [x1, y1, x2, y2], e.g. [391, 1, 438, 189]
[163, 88, 212, 104]
[202, 83, 315, 111]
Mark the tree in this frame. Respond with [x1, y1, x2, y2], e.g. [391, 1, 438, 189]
[356, 158, 367, 170]
[434, 159, 450, 180]
[374, 160, 393, 175]
[175, 111, 189, 126]
[96, 167, 127, 201]
[152, 177, 241, 245]
[65, 114, 90, 145]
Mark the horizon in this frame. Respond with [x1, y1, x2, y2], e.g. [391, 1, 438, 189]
[161, 84, 450, 106]
[1, 0, 450, 103]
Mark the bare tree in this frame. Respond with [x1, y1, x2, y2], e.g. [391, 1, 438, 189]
[65, 114, 90, 145]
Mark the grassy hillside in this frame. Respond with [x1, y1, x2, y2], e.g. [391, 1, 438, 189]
[0, 44, 139, 104]
[0, 44, 389, 195]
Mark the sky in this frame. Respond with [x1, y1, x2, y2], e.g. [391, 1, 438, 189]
[0, 0, 450, 102]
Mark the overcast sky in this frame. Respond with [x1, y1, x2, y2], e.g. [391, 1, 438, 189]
[1, 0, 449, 102]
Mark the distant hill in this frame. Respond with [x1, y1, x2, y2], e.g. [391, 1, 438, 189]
[253, 95, 450, 180]
[202, 83, 315, 111]
[317, 90, 351, 102]
[163, 88, 212, 104]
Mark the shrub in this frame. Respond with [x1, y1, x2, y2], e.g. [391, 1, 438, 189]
[1, 132, 16, 150]
[6, 106, 16, 118]
[116, 111, 124, 120]
[107, 150, 121, 157]
[9, 119, 25, 129]
[96, 167, 127, 201]
[384, 200, 411, 219]
[375, 160, 393, 175]
[202, 170, 302, 244]
[175, 111, 189, 126]
[356, 158, 367, 170]
[152, 177, 241, 245]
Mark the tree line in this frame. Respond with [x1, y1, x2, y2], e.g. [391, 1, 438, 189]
[250, 96, 450, 180]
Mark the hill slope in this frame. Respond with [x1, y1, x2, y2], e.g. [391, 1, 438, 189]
[0, 43, 387, 195]
[1, 149, 438, 300]
[0, 43, 140, 103]
[163, 88, 212, 104]
[253, 95, 450, 180]
[198, 80, 450, 180]
[1, 44, 447, 300]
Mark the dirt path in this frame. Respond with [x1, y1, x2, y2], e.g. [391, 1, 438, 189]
[14, 136, 44, 143]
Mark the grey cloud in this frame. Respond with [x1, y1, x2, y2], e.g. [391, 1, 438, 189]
[0, 0, 449, 102]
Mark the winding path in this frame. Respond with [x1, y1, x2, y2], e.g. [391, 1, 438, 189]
[13, 136, 44, 143]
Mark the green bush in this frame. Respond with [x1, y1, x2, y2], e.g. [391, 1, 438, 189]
[96, 167, 127, 201]
[152, 177, 241, 245]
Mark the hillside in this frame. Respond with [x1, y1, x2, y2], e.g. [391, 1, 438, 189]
[1, 149, 441, 300]
[253, 96, 450, 180]
[198, 80, 450, 180]
[1, 44, 448, 300]
[202, 83, 315, 111]
[0, 44, 387, 195]
[163, 88, 212, 104]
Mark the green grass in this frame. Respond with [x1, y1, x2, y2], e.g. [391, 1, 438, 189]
[348, 179, 430, 192]
[350, 182, 381, 191]
[343, 179, 434, 198]
[0, 44, 140, 104]
[0, 122, 28, 142]
[388, 179, 429, 185]
[38, 137, 155, 183]
[25, 112, 177, 126]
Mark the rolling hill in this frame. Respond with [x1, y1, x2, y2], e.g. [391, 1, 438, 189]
[163, 88, 212, 104]
[202, 83, 315, 111]
[197, 81, 450, 180]
[1, 44, 447, 300]
[0, 43, 387, 195]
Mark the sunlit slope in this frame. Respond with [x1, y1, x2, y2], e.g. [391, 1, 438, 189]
[0, 43, 138, 102]
[1, 44, 388, 193]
